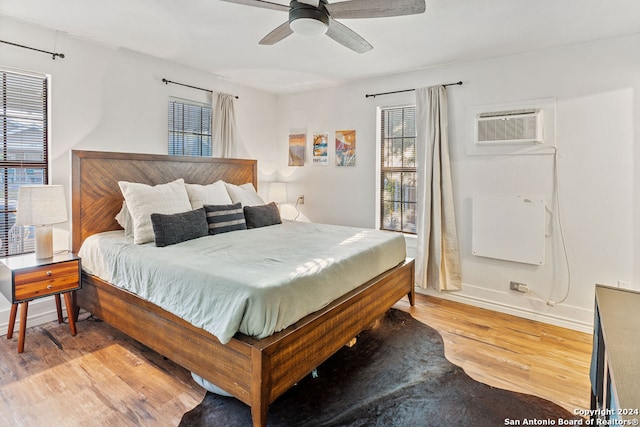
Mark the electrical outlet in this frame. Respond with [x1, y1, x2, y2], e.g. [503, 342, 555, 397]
[298, 195, 304, 205]
[510, 281, 528, 293]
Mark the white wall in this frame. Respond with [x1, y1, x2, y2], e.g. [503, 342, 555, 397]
[0, 16, 279, 329]
[275, 34, 640, 332]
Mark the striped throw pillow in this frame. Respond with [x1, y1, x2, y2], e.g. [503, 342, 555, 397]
[203, 202, 247, 235]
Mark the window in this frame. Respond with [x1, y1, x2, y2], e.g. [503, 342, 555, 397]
[379, 105, 417, 234]
[168, 98, 212, 157]
[0, 69, 49, 256]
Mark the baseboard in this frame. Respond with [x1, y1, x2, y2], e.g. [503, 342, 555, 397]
[0, 298, 66, 332]
[416, 282, 594, 334]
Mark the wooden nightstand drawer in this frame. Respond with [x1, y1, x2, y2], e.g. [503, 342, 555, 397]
[14, 261, 80, 301]
[15, 273, 79, 300]
[14, 261, 79, 286]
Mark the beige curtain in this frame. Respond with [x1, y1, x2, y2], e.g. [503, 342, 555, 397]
[415, 86, 462, 291]
[212, 93, 239, 158]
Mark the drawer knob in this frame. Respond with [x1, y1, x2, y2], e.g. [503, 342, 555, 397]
[47, 285, 53, 289]
[46, 271, 52, 276]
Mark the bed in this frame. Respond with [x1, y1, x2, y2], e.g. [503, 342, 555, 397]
[70, 150, 415, 427]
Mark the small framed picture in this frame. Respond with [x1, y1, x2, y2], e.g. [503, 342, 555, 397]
[335, 130, 356, 167]
[288, 129, 306, 166]
[312, 132, 329, 166]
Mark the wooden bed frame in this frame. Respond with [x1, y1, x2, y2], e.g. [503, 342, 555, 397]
[70, 150, 415, 427]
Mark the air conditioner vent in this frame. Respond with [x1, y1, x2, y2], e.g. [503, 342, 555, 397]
[476, 109, 543, 145]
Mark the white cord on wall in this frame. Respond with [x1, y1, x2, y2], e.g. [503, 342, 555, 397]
[525, 146, 572, 307]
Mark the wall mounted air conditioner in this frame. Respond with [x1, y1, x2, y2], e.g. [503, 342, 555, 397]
[475, 109, 543, 145]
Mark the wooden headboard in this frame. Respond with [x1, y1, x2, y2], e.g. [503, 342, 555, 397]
[70, 150, 257, 253]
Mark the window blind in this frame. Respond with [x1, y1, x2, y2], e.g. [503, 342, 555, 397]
[0, 69, 48, 256]
[379, 105, 417, 234]
[168, 98, 212, 157]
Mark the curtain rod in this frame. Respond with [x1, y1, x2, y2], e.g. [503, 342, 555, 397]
[365, 81, 463, 98]
[0, 39, 65, 60]
[162, 78, 239, 99]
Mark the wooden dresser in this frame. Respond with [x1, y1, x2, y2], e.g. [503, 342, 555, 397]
[591, 284, 640, 423]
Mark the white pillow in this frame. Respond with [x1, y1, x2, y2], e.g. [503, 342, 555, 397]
[224, 182, 265, 207]
[118, 178, 192, 244]
[185, 181, 233, 209]
[114, 201, 134, 237]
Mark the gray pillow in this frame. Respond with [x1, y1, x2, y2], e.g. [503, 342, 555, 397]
[243, 202, 282, 229]
[150, 207, 208, 247]
[203, 202, 247, 235]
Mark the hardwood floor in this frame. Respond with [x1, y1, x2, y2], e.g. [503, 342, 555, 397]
[396, 294, 593, 414]
[0, 294, 592, 426]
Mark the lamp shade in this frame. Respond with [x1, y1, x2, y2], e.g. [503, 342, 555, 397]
[15, 185, 68, 226]
[268, 182, 288, 204]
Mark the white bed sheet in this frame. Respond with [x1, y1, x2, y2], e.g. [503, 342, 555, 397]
[79, 221, 407, 344]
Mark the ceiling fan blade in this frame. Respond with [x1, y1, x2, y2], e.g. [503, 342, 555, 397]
[259, 21, 294, 45]
[219, 0, 289, 12]
[325, 18, 372, 54]
[326, 0, 426, 19]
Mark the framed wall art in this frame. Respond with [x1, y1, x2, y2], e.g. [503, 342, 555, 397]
[288, 129, 306, 166]
[312, 132, 329, 165]
[335, 129, 356, 166]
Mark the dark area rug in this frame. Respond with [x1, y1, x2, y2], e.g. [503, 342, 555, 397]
[180, 309, 583, 426]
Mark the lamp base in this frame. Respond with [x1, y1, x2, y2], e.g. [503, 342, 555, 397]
[34, 225, 53, 259]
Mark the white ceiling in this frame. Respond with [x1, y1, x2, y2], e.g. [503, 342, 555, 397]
[1, 0, 639, 94]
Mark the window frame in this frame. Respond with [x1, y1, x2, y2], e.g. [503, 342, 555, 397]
[0, 68, 50, 256]
[377, 104, 417, 235]
[168, 97, 213, 157]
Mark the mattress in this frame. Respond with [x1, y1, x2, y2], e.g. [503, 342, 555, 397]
[79, 221, 407, 344]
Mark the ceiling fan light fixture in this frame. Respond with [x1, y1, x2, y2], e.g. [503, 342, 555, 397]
[290, 17, 328, 36]
[289, 1, 329, 36]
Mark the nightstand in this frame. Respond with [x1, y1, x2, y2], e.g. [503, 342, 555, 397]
[0, 252, 81, 353]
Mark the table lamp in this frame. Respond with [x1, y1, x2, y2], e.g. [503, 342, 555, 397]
[268, 182, 288, 205]
[15, 185, 68, 259]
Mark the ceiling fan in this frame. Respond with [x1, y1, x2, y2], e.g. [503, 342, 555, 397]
[219, 0, 426, 54]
